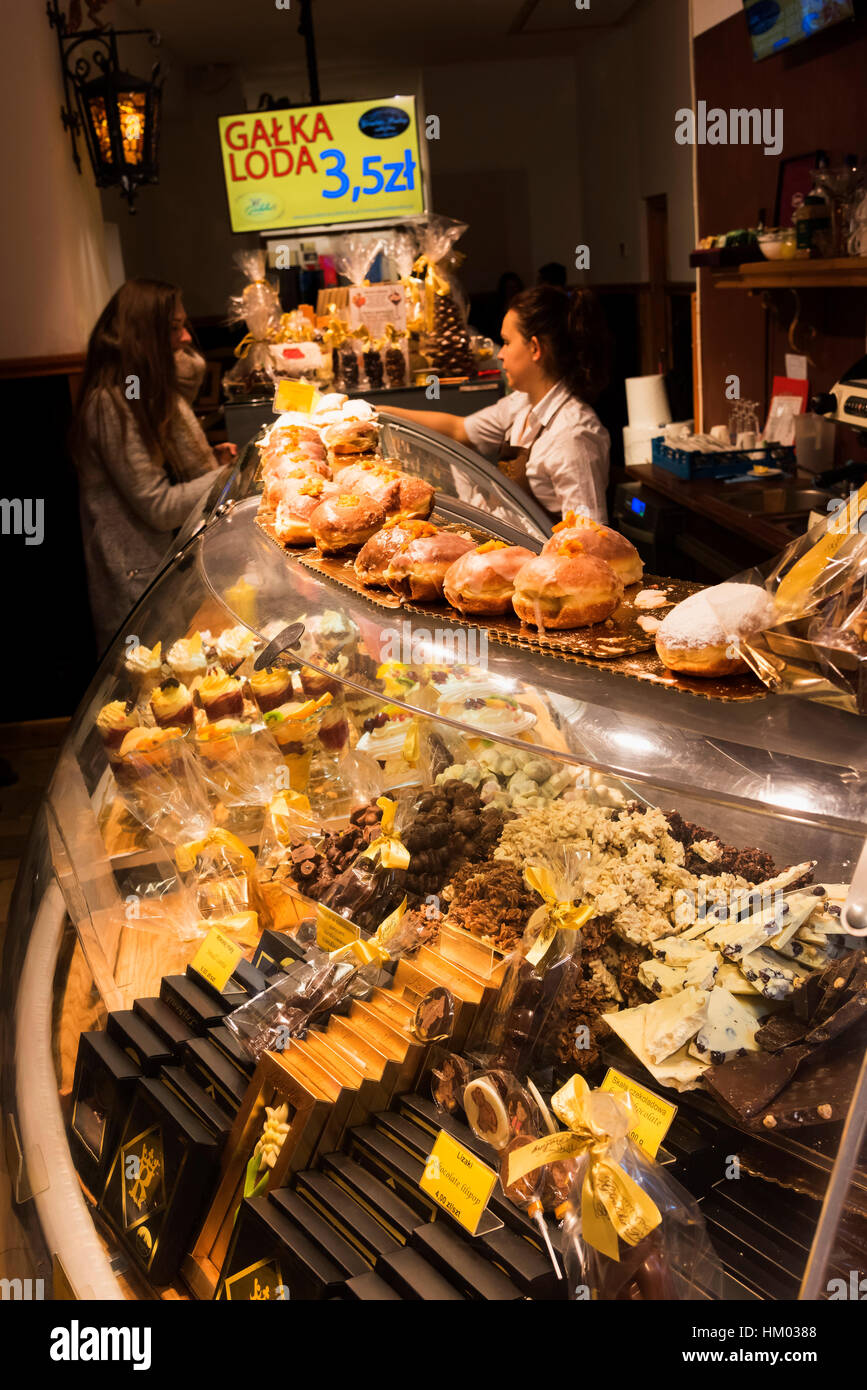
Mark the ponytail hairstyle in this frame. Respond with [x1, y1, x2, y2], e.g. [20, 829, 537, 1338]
[74, 278, 184, 482]
[509, 285, 611, 405]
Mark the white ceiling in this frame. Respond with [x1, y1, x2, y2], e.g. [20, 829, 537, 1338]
[111, 0, 640, 67]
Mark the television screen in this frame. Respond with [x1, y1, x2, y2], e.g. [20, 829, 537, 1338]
[743, 0, 854, 61]
[217, 95, 427, 234]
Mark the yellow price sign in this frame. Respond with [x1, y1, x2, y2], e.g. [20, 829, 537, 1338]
[419, 1131, 497, 1236]
[190, 927, 244, 994]
[600, 1068, 676, 1159]
[218, 96, 425, 234]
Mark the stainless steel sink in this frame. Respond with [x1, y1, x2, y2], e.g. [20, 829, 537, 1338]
[724, 486, 832, 517]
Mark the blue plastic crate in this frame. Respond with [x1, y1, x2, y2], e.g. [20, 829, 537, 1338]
[651, 436, 796, 481]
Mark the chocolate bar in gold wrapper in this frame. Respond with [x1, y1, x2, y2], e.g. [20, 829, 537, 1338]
[347, 1000, 425, 1094]
[324, 1015, 403, 1106]
[187, 1052, 332, 1296]
[303, 1028, 387, 1125]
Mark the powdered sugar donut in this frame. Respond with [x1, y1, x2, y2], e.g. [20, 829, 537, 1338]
[655, 583, 775, 677]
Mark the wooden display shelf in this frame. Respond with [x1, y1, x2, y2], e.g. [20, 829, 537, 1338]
[711, 256, 867, 289]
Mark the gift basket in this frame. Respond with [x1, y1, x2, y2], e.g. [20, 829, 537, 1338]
[414, 216, 476, 379]
[223, 250, 282, 399]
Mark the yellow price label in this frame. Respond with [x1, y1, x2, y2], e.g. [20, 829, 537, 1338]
[419, 1131, 497, 1236]
[273, 380, 319, 415]
[190, 927, 244, 994]
[315, 904, 360, 954]
[600, 1068, 676, 1159]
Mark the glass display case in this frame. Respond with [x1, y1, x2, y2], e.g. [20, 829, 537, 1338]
[3, 447, 867, 1302]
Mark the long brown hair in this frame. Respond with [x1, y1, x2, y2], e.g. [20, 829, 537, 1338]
[510, 285, 611, 404]
[74, 278, 183, 481]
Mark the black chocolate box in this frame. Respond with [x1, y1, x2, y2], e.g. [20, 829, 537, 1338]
[293, 1170, 402, 1269]
[185, 963, 247, 1012]
[105, 1011, 173, 1076]
[269, 1189, 370, 1280]
[379, 1246, 465, 1300]
[182, 1037, 249, 1117]
[69, 1030, 141, 1196]
[98, 1077, 218, 1287]
[347, 1126, 439, 1221]
[216, 1196, 347, 1301]
[343, 1271, 402, 1300]
[411, 1222, 523, 1300]
[158, 1065, 233, 1148]
[133, 997, 195, 1059]
[206, 1024, 256, 1079]
[160, 974, 228, 1033]
[321, 1153, 421, 1246]
[252, 928, 307, 976]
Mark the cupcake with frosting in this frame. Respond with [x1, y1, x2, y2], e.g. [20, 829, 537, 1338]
[167, 633, 209, 687]
[250, 665, 293, 714]
[97, 700, 138, 761]
[197, 668, 246, 720]
[212, 624, 261, 674]
[124, 642, 163, 701]
[150, 678, 195, 729]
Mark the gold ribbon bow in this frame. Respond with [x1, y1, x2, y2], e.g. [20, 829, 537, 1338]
[329, 896, 408, 968]
[505, 1074, 662, 1261]
[401, 721, 420, 767]
[175, 828, 257, 876]
[523, 863, 594, 966]
[359, 796, 411, 870]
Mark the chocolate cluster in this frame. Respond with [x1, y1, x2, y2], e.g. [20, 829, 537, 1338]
[665, 811, 779, 883]
[260, 801, 383, 900]
[444, 859, 541, 951]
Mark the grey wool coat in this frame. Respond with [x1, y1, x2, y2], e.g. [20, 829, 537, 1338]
[76, 361, 223, 651]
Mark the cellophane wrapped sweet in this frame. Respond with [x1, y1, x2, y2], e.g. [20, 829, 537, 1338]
[554, 1078, 724, 1300]
[223, 249, 282, 397]
[114, 728, 211, 846]
[414, 216, 475, 377]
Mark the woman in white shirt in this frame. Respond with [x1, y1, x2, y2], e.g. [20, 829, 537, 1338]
[387, 286, 611, 523]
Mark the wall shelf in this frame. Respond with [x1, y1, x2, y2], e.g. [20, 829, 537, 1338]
[711, 258, 867, 290]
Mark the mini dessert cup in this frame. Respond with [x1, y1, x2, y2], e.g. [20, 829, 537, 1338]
[212, 624, 261, 675]
[167, 632, 209, 688]
[150, 678, 195, 729]
[97, 700, 139, 764]
[197, 668, 246, 720]
[124, 641, 163, 703]
[263, 697, 329, 791]
[250, 665, 293, 714]
[115, 725, 211, 844]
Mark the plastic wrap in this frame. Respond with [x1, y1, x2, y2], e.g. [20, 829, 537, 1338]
[413, 216, 470, 329]
[734, 485, 867, 710]
[466, 850, 592, 1083]
[193, 715, 287, 820]
[334, 233, 385, 288]
[319, 793, 413, 934]
[223, 250, 282, 397]
[175, 827, 264, 943]
[114, 728, 211, 846]
[255, 790, 383, 916]
[547, 1076, 724, 1300]
[226, 898, 431, 1061]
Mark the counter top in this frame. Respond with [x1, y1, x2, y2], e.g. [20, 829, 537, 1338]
[629, 464, 807, 554]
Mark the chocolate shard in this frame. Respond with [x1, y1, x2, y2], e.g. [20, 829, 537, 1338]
[813, 953, 863, 1023]
[703, 1046, 810, 1121]
[754, 1013, 812, 1053]
[805, 991, 867, 1046]
[747, 1046, 865, 1132]
[792, 970, 826, 1023]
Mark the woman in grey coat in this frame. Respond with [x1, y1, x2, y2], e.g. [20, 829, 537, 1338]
[74, 278, 237, 652]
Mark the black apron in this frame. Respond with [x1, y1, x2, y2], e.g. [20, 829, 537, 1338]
[496, 405, 563, 523]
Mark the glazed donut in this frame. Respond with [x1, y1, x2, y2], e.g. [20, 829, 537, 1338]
[273, 478, 337, 545]
[386, 531, 476, 602]
[655, 582, 775, 677]
[512, 553, 623, 629]
[336, 462, 402, 511]
[321, 418, 380, 460]
[543, 516, 643, 586]
[355, 518, 439, 587]
[262, 451, 331, 482]
[443, 540, 536, 615]
[308, 492, 387, 553]
[264, 465, 332, 509]
[390, 471, 435, 520]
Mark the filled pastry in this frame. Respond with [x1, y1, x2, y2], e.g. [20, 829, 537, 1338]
[308, 493, 387, 552]
[443, 540, 536, 615]
[355, 518, 439, 588]
[386, 531, 476, 602]
[511, 552, 623, 629]
[543, 515, 644, 587]
[655, 582, 775, 677]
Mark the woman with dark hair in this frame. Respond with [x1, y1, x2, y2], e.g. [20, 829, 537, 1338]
[387, 286, 611, 522]
[73, 278, 236, 650]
